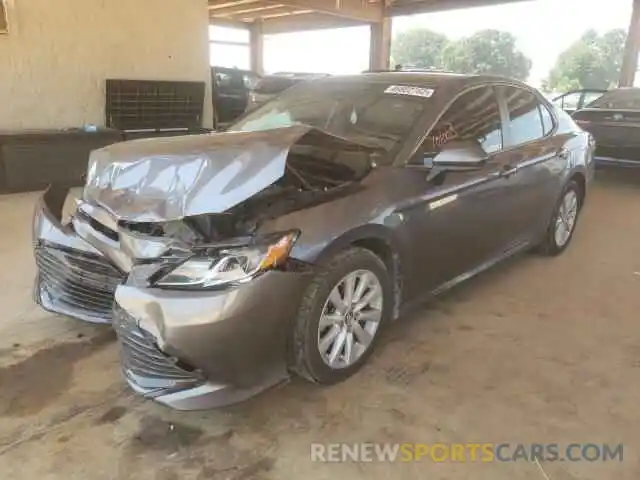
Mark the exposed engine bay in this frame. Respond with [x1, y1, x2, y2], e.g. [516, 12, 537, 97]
[103, 128, 377, 247]
[179, 153, 370, 242]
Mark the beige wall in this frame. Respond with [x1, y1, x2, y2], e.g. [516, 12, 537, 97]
[0, 0, 212, 130]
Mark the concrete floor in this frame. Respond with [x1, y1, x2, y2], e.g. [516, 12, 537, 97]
[1, 170, 639, 480]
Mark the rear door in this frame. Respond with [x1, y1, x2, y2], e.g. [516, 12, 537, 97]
[497, 85, 568, 238]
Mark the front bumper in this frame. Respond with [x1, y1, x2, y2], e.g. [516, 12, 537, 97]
[33, 187, 310, 410]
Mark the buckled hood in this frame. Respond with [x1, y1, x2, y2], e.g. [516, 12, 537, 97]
[83, 125, 314, 222]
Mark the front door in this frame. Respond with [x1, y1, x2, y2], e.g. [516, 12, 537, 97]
[399, 85, 524, 301]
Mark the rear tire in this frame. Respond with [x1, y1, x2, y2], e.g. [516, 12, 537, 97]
[537, 180, 582, 256]
[289, 247, 393, 385]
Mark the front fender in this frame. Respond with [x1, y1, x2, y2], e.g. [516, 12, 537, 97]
[311, 223, 406, 320]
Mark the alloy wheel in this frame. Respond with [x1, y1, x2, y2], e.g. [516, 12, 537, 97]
[554, 189, 579, 247]
[317, 269, 383, 369]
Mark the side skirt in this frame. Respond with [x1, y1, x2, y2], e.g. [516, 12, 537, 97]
[399, 240, 532, 317]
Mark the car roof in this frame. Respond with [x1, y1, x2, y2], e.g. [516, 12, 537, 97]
[310, 71, 532, 91]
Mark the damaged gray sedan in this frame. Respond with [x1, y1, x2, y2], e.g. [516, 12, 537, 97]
[33, 73, 594, 410]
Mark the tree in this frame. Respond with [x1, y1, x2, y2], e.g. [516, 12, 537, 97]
[441, 30, 532, 80]
[543, 28, 627, 92]
[391, 28, 449, 69]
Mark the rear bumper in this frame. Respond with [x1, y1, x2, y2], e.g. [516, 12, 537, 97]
[32, 186, 311, 409]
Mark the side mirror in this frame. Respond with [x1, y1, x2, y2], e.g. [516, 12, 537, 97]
[430, 139, 488, 171]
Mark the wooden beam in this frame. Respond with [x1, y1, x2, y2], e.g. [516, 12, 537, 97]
[369, 17, 391, 70]
[227, 7, 311, 21]
[210, 0, 382, 24]
[211, 3, 286, 17]
[620, 0, 640, 87]
[272, 0, 382, 22]
[261, 11, 363, 33]
[209, 0, 262, 10]
[209, 17, 251, 29]
[260, 8, 313, 18]
[387, 0, 527, 16]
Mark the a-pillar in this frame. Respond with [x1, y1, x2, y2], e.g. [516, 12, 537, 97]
[620, 0, 640, 87]
[250, 20, 264, 75]
[369, 17, 391, 71]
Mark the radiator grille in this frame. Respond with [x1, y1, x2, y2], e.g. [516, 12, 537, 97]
[114, 307, 200, 390]
[35, 245, 124, 319]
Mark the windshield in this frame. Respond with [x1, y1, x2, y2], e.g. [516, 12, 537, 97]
[228, 79, 429, 152]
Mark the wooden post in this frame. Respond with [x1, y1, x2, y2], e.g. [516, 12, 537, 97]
[369, 17, 391, 71]
[620, 0, 640, 87]
[250, 20, 264, 75]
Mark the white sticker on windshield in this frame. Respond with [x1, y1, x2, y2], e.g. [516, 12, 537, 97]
[384, 85, 435, 98]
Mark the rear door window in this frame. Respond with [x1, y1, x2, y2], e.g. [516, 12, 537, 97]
[502, 87, 546, 146]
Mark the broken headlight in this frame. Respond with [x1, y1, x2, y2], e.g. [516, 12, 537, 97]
[153, 231, 298, 289]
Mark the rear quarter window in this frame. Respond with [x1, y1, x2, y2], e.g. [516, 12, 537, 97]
[540, 104, 555, 135]
[553, 105, 579, 133]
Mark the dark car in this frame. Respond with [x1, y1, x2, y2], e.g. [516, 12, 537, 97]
[33, 73, 593, 410]
[552, 88, 607, 114]
[211, 66, 261, 127]
[246, 72, 329, 111]
[572, 87, 640, 166]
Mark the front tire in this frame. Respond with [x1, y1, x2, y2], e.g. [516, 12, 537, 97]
[537, 180, 582, 256]
[290, 247, 393, 385]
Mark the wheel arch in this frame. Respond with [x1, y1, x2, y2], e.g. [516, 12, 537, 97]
[313, 224, 405, 320]
[569, 171, 586, 207]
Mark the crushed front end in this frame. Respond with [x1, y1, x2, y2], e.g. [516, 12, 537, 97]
[31, 126, 372, 409]
[33, 186, 125, 323]
[33, 186, 309, 409]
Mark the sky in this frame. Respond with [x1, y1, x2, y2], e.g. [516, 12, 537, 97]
[210, 0, 634, 87]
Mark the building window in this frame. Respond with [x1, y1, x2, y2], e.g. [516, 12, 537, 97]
[209, 25, 250, 70]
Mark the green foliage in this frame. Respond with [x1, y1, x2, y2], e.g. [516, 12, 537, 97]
[544, 28, 627, 92]
[390, 28, 449, 69]
[442, 30, 532, 80]
[391, 28, 532, 80]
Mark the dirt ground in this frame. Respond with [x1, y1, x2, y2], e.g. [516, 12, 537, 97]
[0, 169, 639, 480]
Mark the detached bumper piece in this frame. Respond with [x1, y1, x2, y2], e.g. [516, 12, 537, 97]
[113, 306, 203, 396]
[34, 243, 125, 323]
